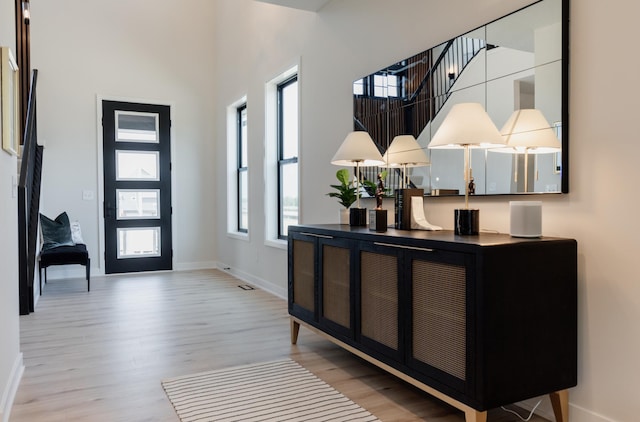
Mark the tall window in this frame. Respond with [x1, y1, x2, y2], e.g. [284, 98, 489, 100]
[277, 75, 299, 239]
[226, 96, 247, 238]
[237, 104, 248, 233]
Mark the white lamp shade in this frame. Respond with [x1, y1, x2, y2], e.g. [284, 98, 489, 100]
[428, 102, 505, 149]
[331, 131, 385, 166]
[495, 109, 561, 154]
[383, 135, 430, 167]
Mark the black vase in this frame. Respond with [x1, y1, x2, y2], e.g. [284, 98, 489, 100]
[349, 208, 367, 226]
[455, 209, 479, 235]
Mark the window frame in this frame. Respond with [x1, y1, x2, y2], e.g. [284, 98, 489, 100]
[353, 73, 405, 99]
[237, 103, 248, 233]
[276, 74, 299, 240]
[226, 95, 249, 240]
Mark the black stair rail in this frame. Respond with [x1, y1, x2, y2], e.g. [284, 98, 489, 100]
[356, 36, 487, 191]
[18, 69, 42, 315]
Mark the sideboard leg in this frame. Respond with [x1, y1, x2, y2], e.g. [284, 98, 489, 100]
[549, 389, 569, 422]
[464, 409, 487, 422]
[290, 318, 300, 345]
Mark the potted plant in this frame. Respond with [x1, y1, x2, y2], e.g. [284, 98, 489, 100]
[327, 169, 357, 224]
[327, 169, 386, 224]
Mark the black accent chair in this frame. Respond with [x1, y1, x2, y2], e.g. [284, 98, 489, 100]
[39, 244, 90, 293]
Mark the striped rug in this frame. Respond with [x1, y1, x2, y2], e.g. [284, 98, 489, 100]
[161, 358, 380, 422]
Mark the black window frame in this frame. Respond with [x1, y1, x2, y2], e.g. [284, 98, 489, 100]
[237, 103, 248, 233]
[353, 73, 405, 98]
[277, 74, 299, 240]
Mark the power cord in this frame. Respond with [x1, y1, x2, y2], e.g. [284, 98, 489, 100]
[500, 399, 542, 421]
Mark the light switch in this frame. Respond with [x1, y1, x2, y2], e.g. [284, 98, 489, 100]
[12, 176, 17, 198]
[82, 190, 94, 201]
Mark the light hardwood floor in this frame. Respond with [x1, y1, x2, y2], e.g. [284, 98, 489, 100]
[10, 269, 550, 422]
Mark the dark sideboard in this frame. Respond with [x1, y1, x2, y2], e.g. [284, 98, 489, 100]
[288, 224, 577, 422]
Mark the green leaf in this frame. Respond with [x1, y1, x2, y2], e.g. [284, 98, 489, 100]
[336, 169, 350, 186]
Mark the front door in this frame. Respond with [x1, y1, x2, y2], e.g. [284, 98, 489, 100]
[102, 100, 172, 274]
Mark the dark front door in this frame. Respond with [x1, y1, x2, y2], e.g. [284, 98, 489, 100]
[102, 100, 172, 274]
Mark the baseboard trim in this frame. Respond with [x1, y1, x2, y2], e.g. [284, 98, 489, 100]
[568, 403, 620, 422]
[173, 261, 217, 272]
[216, 262, 286, 299]
[0, 353, 24, 422]
[39, 266, 95, 281]
[43, 261, 218, 280]
[72, 262, 278, 297]
[517, 395, 619, 422]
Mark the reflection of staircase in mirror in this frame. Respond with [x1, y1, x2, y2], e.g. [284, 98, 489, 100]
[355, 36, 487, 190]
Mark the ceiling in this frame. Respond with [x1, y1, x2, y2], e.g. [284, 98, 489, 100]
[253, 0, 331, 12]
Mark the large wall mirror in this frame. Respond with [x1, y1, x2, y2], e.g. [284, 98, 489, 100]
[353, 0, 568, 196]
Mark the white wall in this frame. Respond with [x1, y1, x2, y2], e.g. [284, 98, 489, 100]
[30, 0, 218, 277]
[0, 2, 24, 421]
[212, 0, 640, 421]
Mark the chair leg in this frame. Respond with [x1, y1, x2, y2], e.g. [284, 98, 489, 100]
[86, 258, 90, 292]
[39, 262, 42, 295]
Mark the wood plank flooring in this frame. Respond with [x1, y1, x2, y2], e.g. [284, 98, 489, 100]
[10, 269, 550, 421]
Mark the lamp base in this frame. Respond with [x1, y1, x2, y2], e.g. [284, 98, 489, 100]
[455, 209, 479, 235]
[350, 207, 367, 226]
[369, 209, 387, 232]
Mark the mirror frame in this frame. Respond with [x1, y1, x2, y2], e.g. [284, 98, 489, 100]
[353, 0, 569, 195]
[560, 0, 569, 193]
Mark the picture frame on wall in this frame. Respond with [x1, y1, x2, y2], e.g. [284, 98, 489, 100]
[1, 46, 20, 156]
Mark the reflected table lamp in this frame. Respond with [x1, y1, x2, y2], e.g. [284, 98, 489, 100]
[331, 131, 385, 226]
[428, 103, 505, 235]
[383, 135, 430, 229]
[383, 135, 430, 189]
[492, 109, 561, 192]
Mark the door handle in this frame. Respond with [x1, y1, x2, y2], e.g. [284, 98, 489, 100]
[104, 202, 116, 218]
[300, 232, 333, 239]
[374, 242, 434, 252]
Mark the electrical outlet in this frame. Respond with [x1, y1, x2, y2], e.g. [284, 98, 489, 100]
[82, 190, 94, 201]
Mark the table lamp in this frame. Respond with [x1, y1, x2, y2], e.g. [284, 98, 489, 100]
[331, 131, 385, 226]
[383, 135, 430, 229]
[493, 109, 561, 192]
[428, 103, 505, 235]
[383, 135, 430, 189]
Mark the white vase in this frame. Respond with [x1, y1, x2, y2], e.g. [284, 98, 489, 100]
[339, 208, 350, 224]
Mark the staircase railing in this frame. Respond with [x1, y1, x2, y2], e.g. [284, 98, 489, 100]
[356, 36, 486, 192]
[18, 69, 42, 315]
